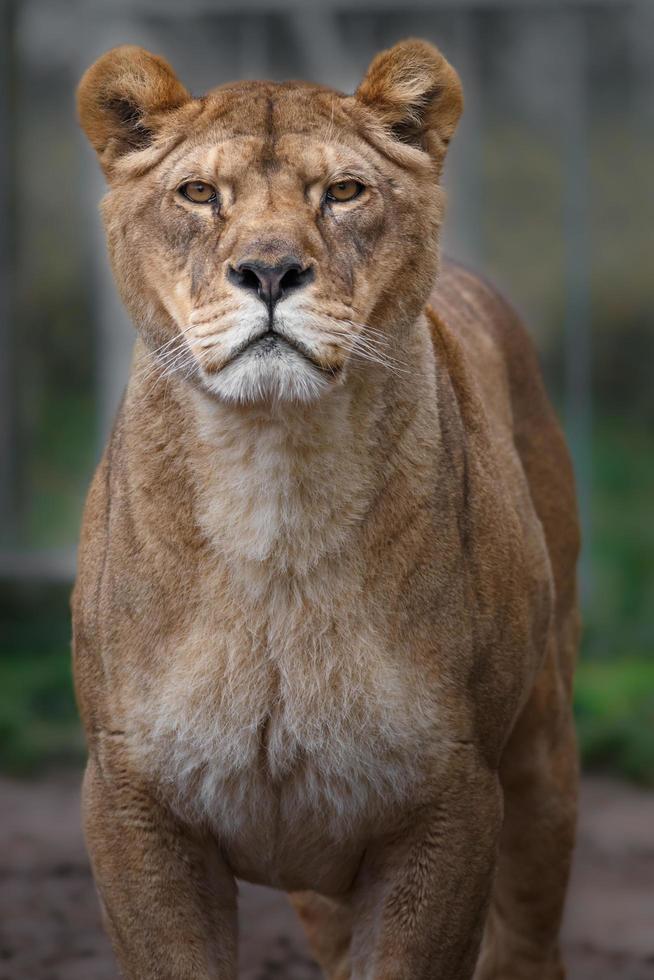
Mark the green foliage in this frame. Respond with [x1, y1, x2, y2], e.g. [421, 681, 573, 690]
[26, 391, 98, 548]
[0, 585, 83, 774]
[0, 648, 84, 774]
[575, 660, 654, 786]
[585, 422, 654, 662]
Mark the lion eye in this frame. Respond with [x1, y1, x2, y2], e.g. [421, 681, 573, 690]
[179, 181, 217, 204]
[325, 180, 364, 203]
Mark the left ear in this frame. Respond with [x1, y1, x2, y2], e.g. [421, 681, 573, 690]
[77, 45, 191, 176]
[355, 39, 463, 157]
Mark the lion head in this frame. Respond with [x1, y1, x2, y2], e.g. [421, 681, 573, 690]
[78, 40, 462, 404]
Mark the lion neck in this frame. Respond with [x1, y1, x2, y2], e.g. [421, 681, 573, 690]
[152, 312, 440, 591]
[188, 377, 377, 582]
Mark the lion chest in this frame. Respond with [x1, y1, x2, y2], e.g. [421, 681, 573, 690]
[133, 582, 437, 872]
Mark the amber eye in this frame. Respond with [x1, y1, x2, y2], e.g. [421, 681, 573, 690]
[325, 179, 364, 203]
[179, 181, 217, 204]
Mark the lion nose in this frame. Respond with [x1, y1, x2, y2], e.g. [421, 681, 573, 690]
[228, 258, 314, 311]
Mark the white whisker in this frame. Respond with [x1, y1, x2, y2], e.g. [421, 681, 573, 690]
[145, 321, 196, 361]
[311, 314, 410, 376]
[139, 338, 198, 396]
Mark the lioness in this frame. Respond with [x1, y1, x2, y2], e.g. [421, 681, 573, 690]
[73, 39, 580, 980]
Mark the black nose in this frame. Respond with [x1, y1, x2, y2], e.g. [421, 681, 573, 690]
[228, 258, 314, 311]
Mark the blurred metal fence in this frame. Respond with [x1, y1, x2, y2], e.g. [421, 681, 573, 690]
[1, 0, 652, 585]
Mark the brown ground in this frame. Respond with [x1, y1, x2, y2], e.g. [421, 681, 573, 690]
[0, 775, 652, 980]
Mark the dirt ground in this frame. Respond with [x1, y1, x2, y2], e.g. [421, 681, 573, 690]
[1, 775, 653, 980]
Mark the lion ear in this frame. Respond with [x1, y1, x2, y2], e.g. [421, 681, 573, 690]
[356, 39, 463, 157]
[77, 46, 190, 174]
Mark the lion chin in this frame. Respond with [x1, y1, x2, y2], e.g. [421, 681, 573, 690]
[203, 338, 335, 405]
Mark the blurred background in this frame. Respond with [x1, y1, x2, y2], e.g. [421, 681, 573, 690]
[2, 0, 652, 781]
[0, 0, 653, 976]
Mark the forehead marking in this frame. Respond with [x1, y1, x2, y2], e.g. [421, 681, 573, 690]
[261, 96, 280, 176]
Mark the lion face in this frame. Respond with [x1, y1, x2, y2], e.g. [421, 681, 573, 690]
[79, 42, 462, 404]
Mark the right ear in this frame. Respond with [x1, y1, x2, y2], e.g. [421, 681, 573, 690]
[77, 45, 190, 175]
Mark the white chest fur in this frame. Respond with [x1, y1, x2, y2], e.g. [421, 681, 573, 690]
[138, 570, 435, 847]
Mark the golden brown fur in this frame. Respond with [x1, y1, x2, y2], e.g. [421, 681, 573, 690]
[73, 39, 579, 980]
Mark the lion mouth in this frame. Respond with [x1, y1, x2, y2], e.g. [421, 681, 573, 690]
[229, 330, 340, 376]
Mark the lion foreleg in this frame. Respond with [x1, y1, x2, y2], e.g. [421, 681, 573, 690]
[82, 756, 237, 980]
[474, 698, 578, 980]
[348, 750, 502, 980]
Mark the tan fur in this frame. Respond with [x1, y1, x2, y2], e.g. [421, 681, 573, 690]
[74, 39, 579, 980]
